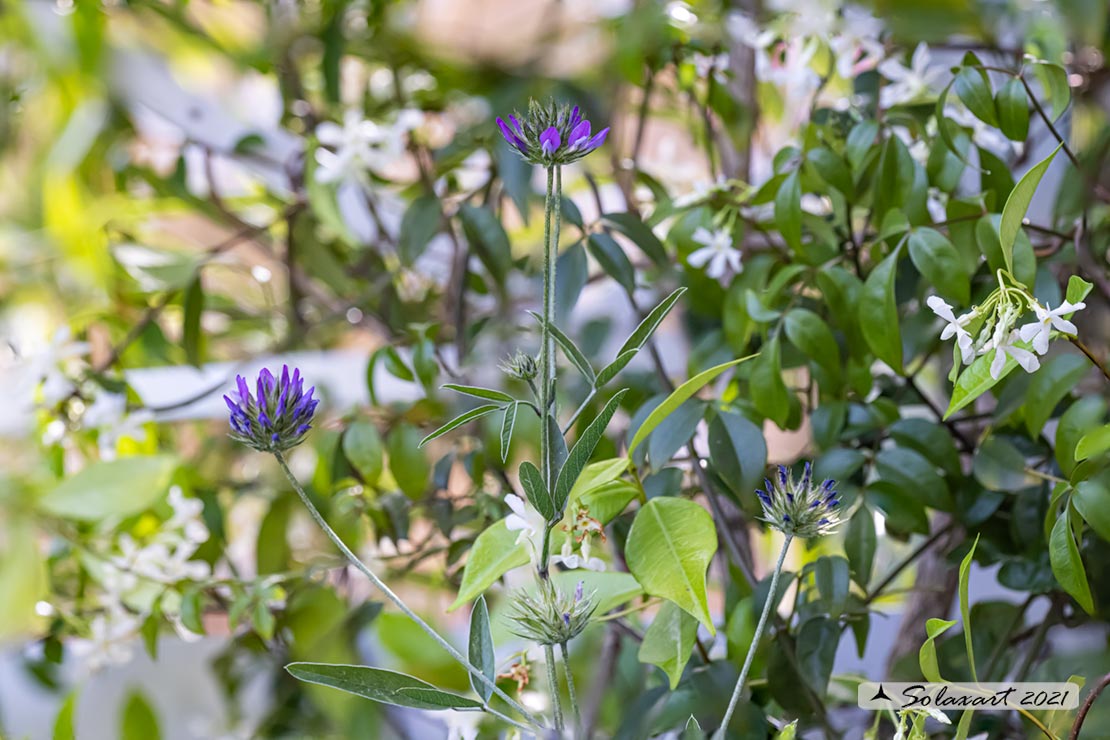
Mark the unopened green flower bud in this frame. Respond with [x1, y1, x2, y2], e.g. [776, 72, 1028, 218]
[499, 350, 538, 382]
[505, 579, 595, 646]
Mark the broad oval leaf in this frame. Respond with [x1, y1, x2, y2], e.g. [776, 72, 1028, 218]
[783, 308, 841, 385]
[858, 245, 903, 373]
[343, 421, 384, 485]
[1023, 354, 1088, 438]
[1049, 506, 1094, 614]
[908, 228, 969, 305]
[995, 78, 1029, 141]
[286, 662, 483, 710]
[39, 455, 178, 521]
[450, 519, 529, 611]
[638, 601, 698, 689]
[625, 497, 718, 632]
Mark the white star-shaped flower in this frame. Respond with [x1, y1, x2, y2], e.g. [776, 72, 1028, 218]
[688, 227, 743, 280]
[990, 331, 1041, 380]
[504, 494, 545, 552]
[878, 42, 944, 108]
[926, 296, 975, 365]
[1018, 300, 1084, 355]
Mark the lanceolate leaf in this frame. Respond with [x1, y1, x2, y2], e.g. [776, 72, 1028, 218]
[999, 143, 1062, 276]
[467, 596, 495, 702]
[858, 244, 903, 373]
[628, 356, 755, 454]
[595, 288, 686, 387]
[527, 311, 595, 384]
[958, 535, 980, 682]
[553, 390, 628, 514]
[442, 384, 515, 404]
[286, 663, 484, 711]
[996, 78, 1029, 141]
[919, 618, 956, 682]
[419, 404, 502, 447]
[499, 402, 518, 463]
[519, 460, 555, 521]
[1050, 505, 1094, 614]
[602, 212, 668, 266]
[625, 497, 718, 632]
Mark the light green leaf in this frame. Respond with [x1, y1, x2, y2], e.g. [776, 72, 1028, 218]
[595, 288, 687, 388]
[919, 618, 957, 682]
[52, 691, 78, 740]
[286, 663, 483, 710]
[450, 519, 529, 611]
[418, 404, 501, 447]
[908, 228, 969, 305]
[121, 691, 161, 740]
[182, 274, 204, 367]
[499, 402, 518, 464]
[1073, 476, 1110, 542]
[999, 143, 1062, 276]
[1024, 354, 1088, 437]
[1050, 506, 1094, 614]
[343, 421, 384, 485]
[579, 480, 639, 524]
[553, 390, 628, 514]
[0, 521, 46, 639]
[775, 169, 803, 254]
[628, 356, 755, 454]
[467, 596, 495, 702]
[858, 245, 903, 373]
[638, 601, 698, 689]
[39, 455, 177, 521]
[550, 570, 643, 614]
[568, 457, 632, 504]
[625, 498, 718, 632]
[1077, 425, 1110, 462]
[945, 347, 1016, 418]
[1058, 397, 1107, 476]
[958, 535, 980, 682]
[1030, 61, 1071, 121]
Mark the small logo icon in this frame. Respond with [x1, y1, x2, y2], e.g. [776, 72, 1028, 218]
[870, 684, 892, 702]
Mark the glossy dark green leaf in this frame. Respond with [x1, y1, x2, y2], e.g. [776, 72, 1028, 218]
[587, 232, 636, 293]
[182, 274, 204, 367]
[806, 147, 853, 195]
[553, 390, 628, 514]
[602, 212, 667, 266]
[1024, 354, 1088, 437]
[1057, 397, 1107, 477]
[845, 506, 876, 588]
[519, 460, 555, 521]
[954, 67, 997, 126]
[707, 410, 767, 499]
[783, 308, 841, 385]
[858, 245, 903, 373]
[996, 78, 1029, 141]
[775, 169, 803, 254]
[1049, 506, 1094, 614]
[750, 336, 790, 427]
[908, 228, 969, 305]
[458, 204, 512, 284]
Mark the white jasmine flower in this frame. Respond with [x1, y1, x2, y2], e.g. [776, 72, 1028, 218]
[688, 227, 743, 280]
[314, 109, 421, 187]
[551, 539, 606, 572]
[927, 296, 975, 364]
[82, 392, 154, 461]
[1018, 300, 1084, 355]
[166, 486, 210, 545]
[69, 607, 141, 671]
[830, 6, 885, 78]
[14, 327, 89, 407]
[878, 43, 944, 108]
[990, 330, 1040, 379]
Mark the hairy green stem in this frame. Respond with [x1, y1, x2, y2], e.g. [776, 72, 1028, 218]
[545, 643, 565, 733]
[715, 535, 793, 740]
[561, 642, 580, 737]
[537, 164, 562, 578]
[273, 452, 545, 732]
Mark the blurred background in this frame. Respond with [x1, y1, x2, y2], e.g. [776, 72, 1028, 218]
[2, 0, 1110, 738]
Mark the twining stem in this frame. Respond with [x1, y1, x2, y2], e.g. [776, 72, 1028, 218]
[561, 642, 581, 737]
[273, 452, 545, 732]
[545, 643, 565, 733]
[715, 535, 793, 740]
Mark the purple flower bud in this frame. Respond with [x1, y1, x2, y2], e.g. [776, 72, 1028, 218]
[778, 465, 789, 486]
[575, 580, 584, 602]
[568, 119, 591, 149]
[801, 461, 812, 489]
[226, 367, 318, 452]
[540, 126, 561, 157]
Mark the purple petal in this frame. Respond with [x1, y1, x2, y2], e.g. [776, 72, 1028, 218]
[236, 376, 251, 404]
[584, 127, 609, 150]
[540, 126, 561, 156]
[497, 117, 527, 151]
[508, 114, 524, 136]
[568, 119, 591, 148]
[569, 106, 581, 128]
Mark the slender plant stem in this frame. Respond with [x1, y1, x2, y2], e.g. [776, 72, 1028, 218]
[1069, 671, 1110, 740]
[545, 643, 565, 733]
[563, 387, 596, 434]
[272, 452, 546, 731]
[561, 642, 580, 737]
[715, 535, 793, 740]
[1069, 336, 1110, 384]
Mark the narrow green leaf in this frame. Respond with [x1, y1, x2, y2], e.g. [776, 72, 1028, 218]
[468, 596, 495, 702]
[398, 194, 442, 264]
[845, 120, 879, 172]
[999, 143, 1062, 276]
[519, 460, 555, 521]
[625, 497, 718, 632]
[1073, 476, 1110, 542]
[286, 662, 484, 710]
[958, 534, 980, 682]
[936, 82, 985, 172]
[845, 505, 876, 588]
[750, 335, 789, 427]
[553, 390, 628, 514]
[775, 169, 803, 254]
[499, 402, 518, 464]
[1050, 506, 1094, 614]
[442, 384, 515, 404]
[418, 404, 501, 447]
[458, 204, 512, 284]
[628, 356, 755, 454]
[638, 601, 698, 689]
[996, 78, 1029, 141]
[858, 245, 903, 373]
[53, 691, 78, 740]
[612, 288, 687, 365]
[182, 274, 204, 367]
[526, 313, 595, 383]
[1058, 397, 1107, 476]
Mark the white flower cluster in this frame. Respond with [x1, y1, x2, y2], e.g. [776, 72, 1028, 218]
[688, 226, 743, 282]
[313, 108, 424, 189]
[504, 495, 606, 572]
[69, 486, 211, 671]
[928, 286, 1085, 380]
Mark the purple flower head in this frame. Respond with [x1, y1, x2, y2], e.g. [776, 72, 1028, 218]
[223, 365, 317, 452]
[496, 98, 609, 165]
[755, 461, 842, 539]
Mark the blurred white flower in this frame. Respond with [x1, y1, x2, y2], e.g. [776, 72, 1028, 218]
[878, 42, 944, 108]
[69, 607, 141, 671]
[944, 103, 1013, 156]
[313, 109, 422, 187]
[692, 52, 729, 82]
[504, 494, 544, 551]
[82, 392, 154, 461]
[551, 539, 606, 572]
[167, 486, 211, 545]
[726, 12, 774, 50]
[688, 227, 743, 280]
[443, 709, 482, 740]
[13, 327, 88, 407]
[830, 6, 885, 78]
